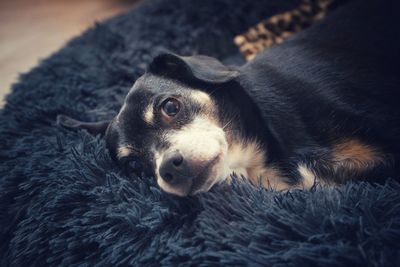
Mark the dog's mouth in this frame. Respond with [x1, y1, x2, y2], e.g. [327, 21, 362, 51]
[188, 154, 222, 195]
[155, 151, 228, 197]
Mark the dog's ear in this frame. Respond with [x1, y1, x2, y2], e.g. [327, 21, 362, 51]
[57, 114, 110, 136]
[149, 53, 239, 84]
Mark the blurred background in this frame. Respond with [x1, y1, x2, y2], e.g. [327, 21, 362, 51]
[0, 0, 140, 107]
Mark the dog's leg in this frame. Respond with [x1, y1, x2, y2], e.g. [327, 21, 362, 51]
[293, 139, 392, 188]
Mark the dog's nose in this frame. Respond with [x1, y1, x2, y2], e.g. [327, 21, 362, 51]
[159, 151, 190, 184]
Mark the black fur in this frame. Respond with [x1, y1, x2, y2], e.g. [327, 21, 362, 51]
[237, 0, 400, 184]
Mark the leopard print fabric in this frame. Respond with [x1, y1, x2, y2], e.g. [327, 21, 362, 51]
[234, 0, 333, 61]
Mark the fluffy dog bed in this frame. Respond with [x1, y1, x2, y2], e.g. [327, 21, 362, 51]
[1, 0, 399, 266]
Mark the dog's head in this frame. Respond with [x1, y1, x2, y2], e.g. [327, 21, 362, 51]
[58, 53, 267, 196]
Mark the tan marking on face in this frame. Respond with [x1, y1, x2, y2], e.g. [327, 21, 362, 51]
[190, 90, 212, 106]
[332, 139, 383, 173]
[143, 104, 154, 124]
[117, 145, 132, 159]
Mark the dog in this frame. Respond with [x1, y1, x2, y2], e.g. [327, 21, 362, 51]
[58, 0, 400, 196]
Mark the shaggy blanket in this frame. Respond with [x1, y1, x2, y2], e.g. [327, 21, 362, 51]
[1, 0, 399, 266]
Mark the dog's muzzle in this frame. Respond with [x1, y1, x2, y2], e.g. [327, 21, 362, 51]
[159, 150, 217, 196]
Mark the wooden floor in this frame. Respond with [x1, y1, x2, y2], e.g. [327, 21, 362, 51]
[0, 0, 139, 107]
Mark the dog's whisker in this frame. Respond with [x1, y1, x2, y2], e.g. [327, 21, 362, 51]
[223, 129, 241, 133]
[222, 118, 234, 130]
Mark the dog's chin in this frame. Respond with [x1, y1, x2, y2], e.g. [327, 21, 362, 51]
[188, 177, 216, 196]
[157, 177, 193, 197]
[188, 158, 229, 196]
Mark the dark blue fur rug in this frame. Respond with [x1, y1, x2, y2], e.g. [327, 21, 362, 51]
[1, 0, 400, 266]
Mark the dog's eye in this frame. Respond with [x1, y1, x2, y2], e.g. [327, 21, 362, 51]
[161, 98, 180, 118]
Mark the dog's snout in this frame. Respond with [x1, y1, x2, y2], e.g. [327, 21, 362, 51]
[160, 151, 190, 184]
[171, 152, 183, 167]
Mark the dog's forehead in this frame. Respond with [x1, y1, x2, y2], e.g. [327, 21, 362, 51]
[131, 74, 191, 95]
